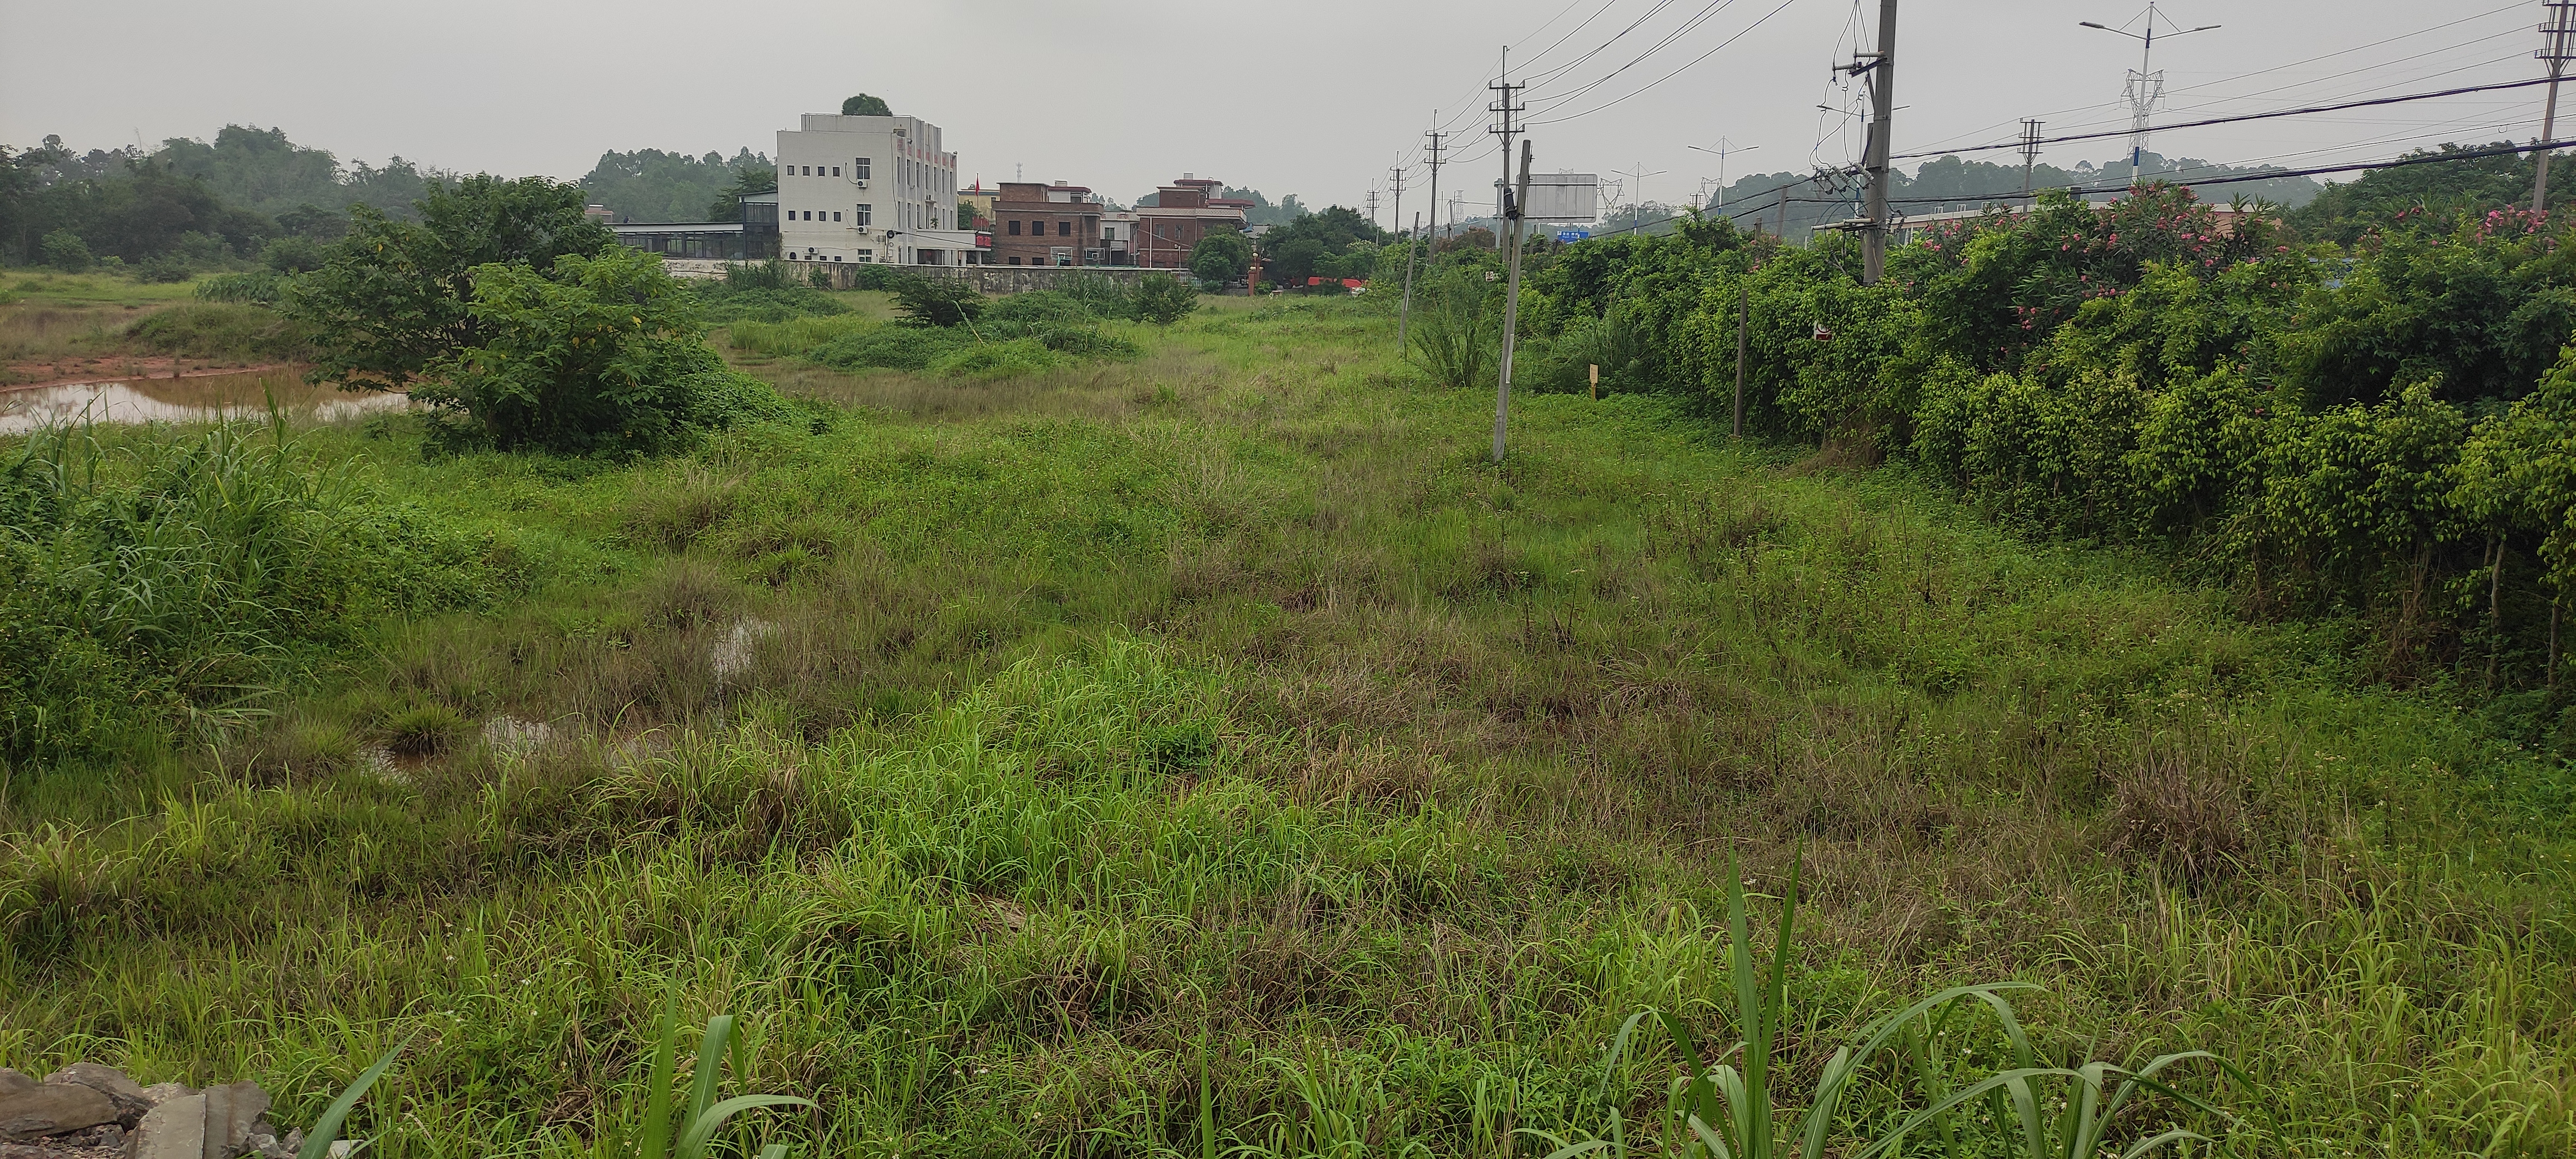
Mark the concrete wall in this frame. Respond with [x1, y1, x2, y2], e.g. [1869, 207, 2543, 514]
[921, 265, 1160, 294]
[785, 261, 1168, 293]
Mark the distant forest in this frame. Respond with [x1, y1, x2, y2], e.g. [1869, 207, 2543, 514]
[576, 148, 773, 223]
[1, 125, 457, 276]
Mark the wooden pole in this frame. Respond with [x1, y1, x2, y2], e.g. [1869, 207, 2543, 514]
[1732, 281, 1749, 437]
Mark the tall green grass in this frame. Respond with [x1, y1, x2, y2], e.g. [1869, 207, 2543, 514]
[0, 419, 513, 770]
[0, 299, 2570, 1157]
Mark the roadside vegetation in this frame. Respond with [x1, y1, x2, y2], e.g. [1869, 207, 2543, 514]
[3, 145, 2575, 1157]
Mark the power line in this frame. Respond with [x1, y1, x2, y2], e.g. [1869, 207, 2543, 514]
[1527, 0, 1807, 126]
[1889, 76, 2555, 162]
[1884, 135, 2576, 206]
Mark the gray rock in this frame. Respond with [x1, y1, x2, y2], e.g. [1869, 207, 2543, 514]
[0, 1082, 117, 1141]
[131, 1094, 205, 1159]
[45, 1063, 150, 1121]
[138, 1083, 195, 1110]
[324, 1142, 358, 1159]
[199, 1083, 269, 1159]
[0, 1073, 28, 1100]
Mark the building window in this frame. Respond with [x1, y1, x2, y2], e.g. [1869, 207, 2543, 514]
[856, 204, 871, 225]
[1057, 221, 1071, 237]
[832, 211, 841, 222]
[856, 158, 871, 179]
[1008, 220, 1021, 236]
[832, 166, 841, 177]
[1009, 256, 1022, 265]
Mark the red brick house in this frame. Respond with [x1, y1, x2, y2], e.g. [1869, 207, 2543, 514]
[989, 181, 1105, 266]
[1134, 175, 1251, 270]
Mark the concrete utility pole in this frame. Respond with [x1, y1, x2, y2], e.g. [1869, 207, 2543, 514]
[1491, 51, 1525, 233]
[2019, 119, 2045, 198]
[1424, 127, 1447, 241]
[2083, 4, 2221, 187]
[1495, 139, 1534, 464]
[1365, 187, 1382, 230]
[1389, 164, 1405, 239]
[2538, 1, 2576, 213]
[1859, 0, 1897, 285]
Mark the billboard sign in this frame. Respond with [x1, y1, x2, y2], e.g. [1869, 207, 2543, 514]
[1504, 173, 1600, 223]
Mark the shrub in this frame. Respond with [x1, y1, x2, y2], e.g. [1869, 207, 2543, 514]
[889, 274, 987, 327]
[261, 236, 330, 274]
[1406, 270, 1496, 389]
[1133, 272, 1197, 324]
[39, 230, 90, 272]
[808, 325, 965, 371]
[930, 338, 1057, 377]
[417, 247, 786, 456]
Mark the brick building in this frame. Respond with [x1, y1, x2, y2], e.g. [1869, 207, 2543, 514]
[988, 181, 1105, 266]
[1134, 174, 1251, 270]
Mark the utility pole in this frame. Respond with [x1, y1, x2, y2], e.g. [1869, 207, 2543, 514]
[1389, 164, 1405, 240]
[1365, 187, 1382, 230]
[2083, 5, 2221, 188]
[1858, 0, 1897, 285]
[1424, 128, 1447, 241]
[1491, 51, 1525, 236]
[2538, 1, 2576, 213]
[1399, 211, 1423, 352]
[1495, 139, 1534, 464]
[2019, 119, 2044, 199]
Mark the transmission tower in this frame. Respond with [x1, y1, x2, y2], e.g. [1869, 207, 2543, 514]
[2082, 4, 2221, 187]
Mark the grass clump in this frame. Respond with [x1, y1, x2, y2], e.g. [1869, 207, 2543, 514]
[690, 260, 851, 324]
[0, 422, 519, 768]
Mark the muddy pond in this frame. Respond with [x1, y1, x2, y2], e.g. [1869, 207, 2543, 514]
[0, 371, 411, 435]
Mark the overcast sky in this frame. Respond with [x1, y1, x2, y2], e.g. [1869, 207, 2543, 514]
[0, 0, 2554, 217]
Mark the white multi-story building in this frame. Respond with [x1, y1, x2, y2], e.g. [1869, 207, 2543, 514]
[775, 112, 976, 266]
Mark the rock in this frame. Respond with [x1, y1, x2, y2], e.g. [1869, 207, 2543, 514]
[0, 1083, 117, 1141]
[94, 1124, 123, 1150]
[0, 1073, 28, 1100]
[138, 1084, 195, 1111]
[324, 1142, 358, 1159]
[199, 1083, 269, 1159]
[43, 1064, 149, 1121]
[131, 1094, 204, 1159]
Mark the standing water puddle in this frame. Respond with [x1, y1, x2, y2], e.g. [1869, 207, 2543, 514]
[0, 371, 412, 435]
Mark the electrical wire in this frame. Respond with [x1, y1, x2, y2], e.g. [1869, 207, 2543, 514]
[1889, 76, 2554, 162]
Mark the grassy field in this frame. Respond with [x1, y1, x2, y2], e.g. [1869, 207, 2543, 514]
[2, 295, 2572, 1157]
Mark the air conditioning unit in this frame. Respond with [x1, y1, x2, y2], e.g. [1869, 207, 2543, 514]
[853, 179, 869, 188]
